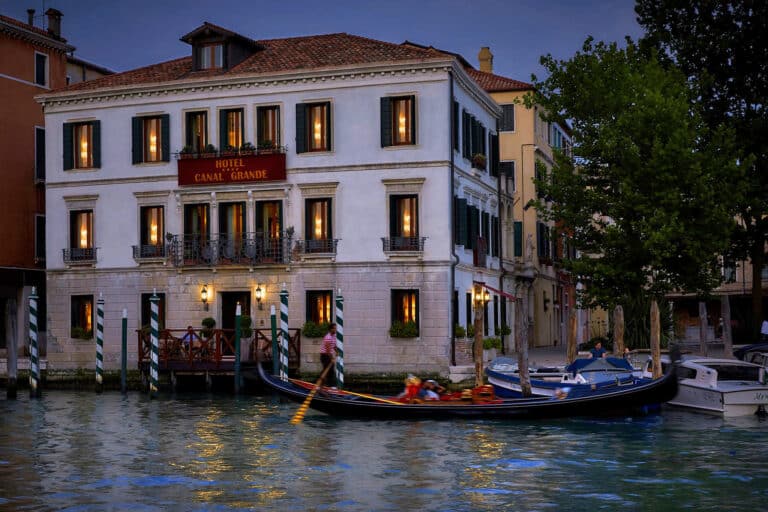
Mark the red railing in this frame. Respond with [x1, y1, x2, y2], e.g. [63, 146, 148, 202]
[137, 327, 301, 369]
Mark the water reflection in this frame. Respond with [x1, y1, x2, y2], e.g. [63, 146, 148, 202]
[1, 394, 767, 511]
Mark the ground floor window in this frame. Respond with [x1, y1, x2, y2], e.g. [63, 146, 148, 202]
[71, 295, 93, 339]
[391, 289, 419, 335]
[306, 290, 333, 325]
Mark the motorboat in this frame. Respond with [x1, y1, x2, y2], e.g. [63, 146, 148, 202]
[486, 355, 649, 398]
[641, 355, 768, 417]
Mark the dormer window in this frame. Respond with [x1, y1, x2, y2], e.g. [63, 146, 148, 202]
[199, 43, 224, 69]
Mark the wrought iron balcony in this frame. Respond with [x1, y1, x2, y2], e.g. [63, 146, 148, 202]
[167, 232, 293, 267]
[132, 244, 168, 261]
[294, 238, 339, 255]
[63, 247, 97, 264]
[381, 236, 427, 253]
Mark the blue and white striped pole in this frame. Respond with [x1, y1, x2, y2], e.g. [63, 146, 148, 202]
[29, 287, 40, 398]
[95, 293, 104, 393]
[335, 289, 344, 390]
[149, 290, 159, 398]
[279, 284, 289, 381]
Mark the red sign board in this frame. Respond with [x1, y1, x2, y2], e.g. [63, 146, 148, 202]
[177, 153, 287, 186]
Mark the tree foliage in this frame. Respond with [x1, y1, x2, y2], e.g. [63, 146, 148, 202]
[530, 39, 741, 309]
[636, 0, 768, 338]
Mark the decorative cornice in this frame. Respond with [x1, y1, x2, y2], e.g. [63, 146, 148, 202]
[37, 59, 457, 109]
[0, 20, 74, 53]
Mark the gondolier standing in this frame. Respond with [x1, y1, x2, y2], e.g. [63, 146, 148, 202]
[320, 323, 338, 388]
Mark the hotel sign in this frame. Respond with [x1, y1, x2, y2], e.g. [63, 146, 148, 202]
[177, 153, 287, 186]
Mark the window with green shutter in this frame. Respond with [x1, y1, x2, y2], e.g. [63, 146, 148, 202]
[219, 108, 244, 150]
[455, 197, 467, 246]
[381, 95, 416, 147]
[452, 100, 459, 152]
[297, 102, 331, 153]
[132, 115, 170, 164]
[65, 121, 100, 170]
[514, 221, 523, 257]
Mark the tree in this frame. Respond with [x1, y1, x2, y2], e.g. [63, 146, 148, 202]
[636, 0, 768, 341]
[530, 39, 741, 311]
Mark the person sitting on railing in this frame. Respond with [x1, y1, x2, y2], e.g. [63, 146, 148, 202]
[181, 326, 195, 352]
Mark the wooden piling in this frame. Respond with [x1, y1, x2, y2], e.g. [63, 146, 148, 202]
[721, 295, 733, 359]
[613, 305, 625, 356]
[567, 310, 577, 364]
[651, 300, 662, 379]
[698, 301, 709, 356]
[5, 299, 17, 399]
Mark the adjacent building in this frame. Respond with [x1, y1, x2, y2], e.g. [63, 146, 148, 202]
[39, 23, 505, 374]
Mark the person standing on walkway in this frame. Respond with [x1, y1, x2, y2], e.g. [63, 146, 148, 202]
[320, 322, 338, 387]
[761, 318, 768, 341]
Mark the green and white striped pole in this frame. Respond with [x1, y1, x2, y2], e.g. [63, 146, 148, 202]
[95, 293, 104, 393]
[29, 286, 40, 398]
[279, 284, 289, 381]
[335, 289, 344, 390]
[270, 305, 279, 376]
[149, 290, 159, 398]
[121, 308, 127, 395]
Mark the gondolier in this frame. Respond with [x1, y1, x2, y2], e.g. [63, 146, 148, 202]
[320, 323, 338, 388]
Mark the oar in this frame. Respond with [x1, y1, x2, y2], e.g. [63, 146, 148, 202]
[290, 361, 334, 425]
[287, 377, 405, 406]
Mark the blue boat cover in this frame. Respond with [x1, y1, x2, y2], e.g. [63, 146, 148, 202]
[565, 357, 634, 373]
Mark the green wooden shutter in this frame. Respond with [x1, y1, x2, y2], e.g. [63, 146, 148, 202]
[389, 195, 398, 237]
[409, 95, 416, 145]
[63, 122, 73, 170]
[304, 199, 311, 239]
[467, 206, 478, 250]
[35, 127, 45, 181]
[462, 110, 470, 158]
[131, 117, 143, 164]
[277, 201, 284, 238]
[295, 104, 307, 154]
[324, 102, 332, 151]
[514, 221, 522, 257]
[326, 198, 333, 238]
[456, 198, 467, 246]
[160, 114, 170, 162]
[380, 97, 392, 147]
[219, 109, 229, 148]
[452, 100, 459, 151]
[482, 211, 490, 242]
[490, 133, 499, 177]
[92, 121, 101, 168]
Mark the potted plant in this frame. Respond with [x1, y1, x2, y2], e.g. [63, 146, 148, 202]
[239, 315, 253, 338]
[389, 320, 419, 338]
[239, 142, 256, 155]
[258, 140, 276, 154]
[498, 324, 512, 336]
[482, 336, 502, 361]
[201, 317, 216, 338]
[201, 144, 217, 158]
[221, 144, 237, 157]
[454, 324, 466, 338]
[472, 153, 487, 169]
[179, 145, 194, 159]
[301, 320, 329, 339]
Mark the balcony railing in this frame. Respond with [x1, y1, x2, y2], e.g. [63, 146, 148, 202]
[294, 238, 339, 255]
[63, 247, 97, 264]
[167, 231, 292, 267]
[381, 236, 427, 252]
[132, 244, 168, 261]
[175, 145, 287, 159]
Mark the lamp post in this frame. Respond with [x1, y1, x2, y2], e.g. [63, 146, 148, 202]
[473, 283, 491, 387]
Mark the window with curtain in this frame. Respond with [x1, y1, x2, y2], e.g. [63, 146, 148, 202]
[70, 210, 93, 249]
[305, 198, 332, 249]
[142, 117, 162, 162]
[198, 44, 223, 69]
[389, 195, 418, 250]
[219, 202, 246, 258]
[185, 111, 207, 152]
[71, 295, 93, 337]
[74, 123, 93, 168]
[255, 201, 282, 238]
[221, 109, 243, 149]
[306, 290, 333, 324]
[308, 103, 328, 151]
[392, 289, 419, 333]
[140, 206, 164, 257]
[257, 106, 280, 147]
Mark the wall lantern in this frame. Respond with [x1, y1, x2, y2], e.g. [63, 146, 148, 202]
[201, 284, 209, 311]
[472, 286, 491, 304]
[255, 285, 263, 310]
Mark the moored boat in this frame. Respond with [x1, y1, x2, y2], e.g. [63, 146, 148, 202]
[258, 356, 679, 420]
[641, 355, 768, 417]
[486, 356, 649, 398]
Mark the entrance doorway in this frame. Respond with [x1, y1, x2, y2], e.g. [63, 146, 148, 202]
[221, 291, 251, 331]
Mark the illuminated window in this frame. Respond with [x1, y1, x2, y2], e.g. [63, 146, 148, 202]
[132, 115, 168, 164]
[71, 295, 94, 338]
[306, 290, 333, 325]
[74, 123, 93, 168]
[257, 106, 280, 147]
[198, 44, 224, 69]
[185, 111, 207, 153]
[220, 109, 243, 149]
[140, 206, 164, 257]
[144, 117, 162, 162]
[255, 201, 282, 239]
[296, 102, 331, 153]
[70, 210, 93, 250]
[391, 289, 419, 332]
[305, 198, 332, 253]
[381, 95, 415, 146]
[389, 195, 419, 250]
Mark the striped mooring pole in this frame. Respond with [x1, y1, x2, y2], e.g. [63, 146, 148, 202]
[270, 305, 279, 377]
[149, 290, 160, 398]
[335, 290, 344, 390]
[29, 286, 40, 398]
[279, 285, 289, 381]
[95, 293, 104, 393]
[121, 308, 128, 395]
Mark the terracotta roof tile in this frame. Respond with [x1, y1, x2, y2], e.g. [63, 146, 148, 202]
[0, 13, 69, 43]
[465, 68, 532, 92]
[50, 32, 450, 94]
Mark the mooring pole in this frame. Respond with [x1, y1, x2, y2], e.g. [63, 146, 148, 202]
[95, 293, 104, 393]
[5, 299, 18, 399]
[279, 284, 289, 381]
[121, 308, 127, 394]
[270, 305, 279, 376]
[149, 290, 159, 398]
[335, 289, 344, 390]
[29, 287, 40, 398]
[234, 302, 241, 394]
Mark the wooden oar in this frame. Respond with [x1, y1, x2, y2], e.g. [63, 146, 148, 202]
[289, 361, 334, 425]
[288, 377, 405, 406]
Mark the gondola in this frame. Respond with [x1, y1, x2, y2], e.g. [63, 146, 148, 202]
[257, 353, 679, 420]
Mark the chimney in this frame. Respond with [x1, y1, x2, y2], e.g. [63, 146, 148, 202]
[45, 8, 62, 38]
[27, 8, 35, 26]
[478, 46, 493, 73]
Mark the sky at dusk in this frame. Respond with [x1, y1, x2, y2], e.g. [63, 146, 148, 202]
[2, 0, 643, 82]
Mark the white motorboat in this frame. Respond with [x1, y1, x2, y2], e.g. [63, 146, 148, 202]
[641, 355, 768, 417]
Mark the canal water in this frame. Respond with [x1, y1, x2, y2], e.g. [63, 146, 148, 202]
[1, 392, 767, 511]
